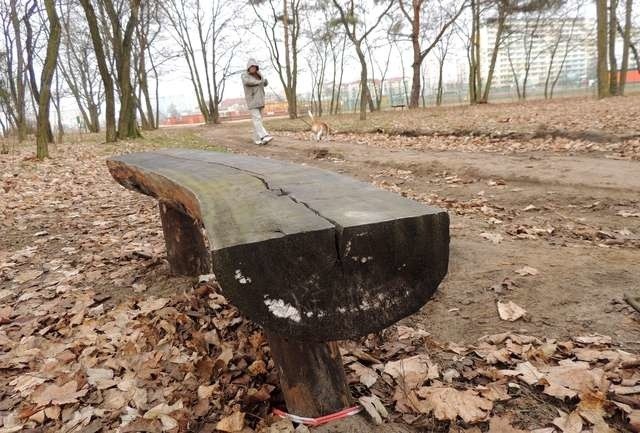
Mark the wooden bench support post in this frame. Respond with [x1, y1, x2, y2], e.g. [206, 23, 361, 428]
[266, 332, 352, 418]
[158, 202, 211, 276]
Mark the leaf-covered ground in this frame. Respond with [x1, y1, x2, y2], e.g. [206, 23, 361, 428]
[1, 96, 640, 432]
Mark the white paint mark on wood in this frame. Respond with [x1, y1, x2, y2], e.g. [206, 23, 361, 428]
[234, 269, 252, 285]
[264, 298, 301, 322]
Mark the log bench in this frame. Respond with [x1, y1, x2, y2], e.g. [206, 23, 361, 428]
[107, 148, 450, 419]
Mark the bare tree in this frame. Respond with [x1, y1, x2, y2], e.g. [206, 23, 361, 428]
[35, 0, 60, 159]
[596, 0, 609, 98]
[79, 0, 117, 142]
[618, 0, 633, 94]
[102, 0, 142, 139]
[433, 24, 455, 105]
[608, 0, 618, 94]
[164, 0, 239, 124]
[326, 7, 348, 114]
[3, 1, 28, 141]
[366, 35, 393, 110]
[0, 49, 16, 141]
[304, 9, 331, 115]
[249, 0, 302, 118]
[24, 1, 55, 143]
[398, 0, 467, 108]
[331, 0, 394, 120]
[51, 69, 64, 143]
[134, 1, 161, 129]
[59, 2, 104, 133]
[506, 10, 546, 99]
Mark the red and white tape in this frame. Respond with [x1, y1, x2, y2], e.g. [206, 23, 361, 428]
[273, 405, 362, 426]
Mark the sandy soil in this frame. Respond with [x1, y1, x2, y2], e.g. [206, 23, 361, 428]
[198, 114, 640, 350]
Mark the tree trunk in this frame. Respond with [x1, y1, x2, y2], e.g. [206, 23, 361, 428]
[116, 2, 142, 139]
[36, 0, 61, 160]
[408, 0, 422, 108]
[355, 43, 370, 121]
[596, 0, 610, 98]
[283, 0, 296, 119]
[334, 34, 346, 114]
[79, 0, 117, 142]
[24, 4, 54, 144]
[54, 72, 64, 143]
[436, 60, 444, 106]
[608, 0, 618, 95]
[469, 0, 482, 104]
[88, 103, 101, 133]
[9, 0, 27, 142]
[481, 8, 506, 103]
[618, 0, 632, 95]
[266, 333, 352, 418]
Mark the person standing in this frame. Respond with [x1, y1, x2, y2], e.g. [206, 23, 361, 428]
[242, 59, 273, 145]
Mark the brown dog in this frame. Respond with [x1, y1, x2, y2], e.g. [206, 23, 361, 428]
[308, 110, 329, 141]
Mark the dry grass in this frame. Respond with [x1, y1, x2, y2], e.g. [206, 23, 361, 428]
[265, 94, 640, 141]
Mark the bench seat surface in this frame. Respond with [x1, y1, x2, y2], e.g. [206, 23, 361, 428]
[107, 149, 449, 341]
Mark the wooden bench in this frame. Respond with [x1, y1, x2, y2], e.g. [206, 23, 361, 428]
[107, 148, 450, 419]
[391, 104, 406, 110]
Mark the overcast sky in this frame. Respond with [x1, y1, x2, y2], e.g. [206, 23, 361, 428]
[55, 0, 605, 121]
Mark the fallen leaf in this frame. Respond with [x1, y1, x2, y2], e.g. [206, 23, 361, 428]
[515, 266, 539, 276]
[31, 381, 88, 406]
[248, 359, 267, 376]
[44, 406, 61, 420]
[610, 384, 640, 395]
[143, 400, 183, 420]
[478, 381, 511, 401]
[552, 410, 583, 433]
[197, 384, 218, 400]
[475, 343, 511, 364]
[414, 386, 492, 423]
[573, 335, 612, 345]
[396, 325, 430, 340]
[216, 412, 245, 432]
[617, 210, 640, 218]
[103, 388, 127, 410]
[628, 410, 640, 432]
[13, 269, 43, 284]
[480, 232, 503, 244]
[577, 390, 614, 433]
[514, 361, 545, 385]
[137, 298, 169, 314]
[359, 395, 388, 425]
[11, 375, 46, 396]
[86, 368, 115, 389]
[384, 355, 437, 389]
[497, 300, 527, 321]
[350, 362, 379, 387]
[487, 415, 527, 432]
[542, 360, 605, 400]
[268, 419, 294, 433]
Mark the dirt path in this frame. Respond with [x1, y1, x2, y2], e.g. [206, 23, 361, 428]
[199, 123, 640, 348]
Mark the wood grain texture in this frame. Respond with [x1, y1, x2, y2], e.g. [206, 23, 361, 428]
[267, 332, 352, 417]
[158, 202, 212, 276]
[107, 149, 450, 341]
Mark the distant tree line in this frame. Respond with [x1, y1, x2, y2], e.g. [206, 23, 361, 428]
[0, 0, 638, 158]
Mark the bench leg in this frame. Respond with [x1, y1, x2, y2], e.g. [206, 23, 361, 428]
[266, 332, 352, 418]
[158, 202, 212, 276]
